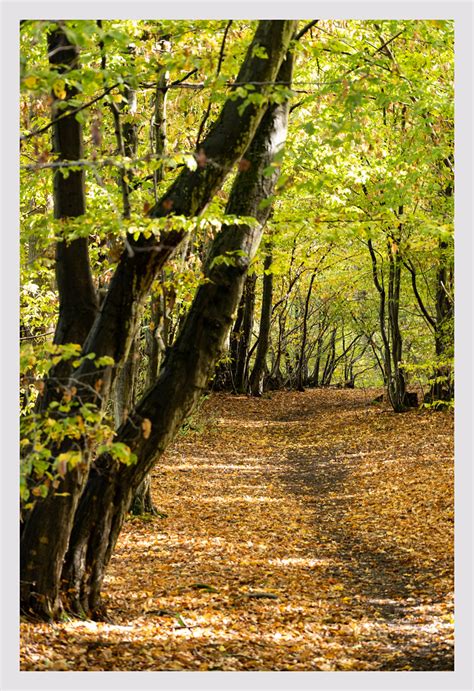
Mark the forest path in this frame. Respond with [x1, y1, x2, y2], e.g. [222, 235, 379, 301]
[20, 389, 454, 671]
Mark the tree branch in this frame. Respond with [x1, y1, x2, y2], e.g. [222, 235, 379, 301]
[197, 20, 233, 147]
[295, 20, 319, 41]
[20, 82, 121, 142]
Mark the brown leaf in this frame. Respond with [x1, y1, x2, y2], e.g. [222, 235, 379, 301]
[142, 418, 152, 439]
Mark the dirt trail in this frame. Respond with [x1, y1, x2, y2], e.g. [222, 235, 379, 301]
[20, 389, 454, 671]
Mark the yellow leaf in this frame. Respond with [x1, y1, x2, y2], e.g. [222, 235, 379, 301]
[53, 80, 67, 99]
[24, 75, 38, 88]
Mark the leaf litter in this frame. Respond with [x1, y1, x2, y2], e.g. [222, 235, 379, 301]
[20, 388, 454, 671]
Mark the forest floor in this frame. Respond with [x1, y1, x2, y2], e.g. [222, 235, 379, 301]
[20, 388, 454, 671]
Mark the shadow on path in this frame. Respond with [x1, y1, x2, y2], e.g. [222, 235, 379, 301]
[277, 390, 454, 671]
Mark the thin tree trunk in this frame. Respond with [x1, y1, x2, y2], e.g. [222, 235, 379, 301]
[297, 272, 316, 391]
[130, 475, 159, 516]
[249, 243, 273, 396]
[234, 273, 257, 392]
[311, 336, 323, 387]
[368, 238, 393, 393]
[321, 328, 337, 386]
[386, 218, 406, 411]
[145, 63, 169, 387]
[111, 54, 141, 428]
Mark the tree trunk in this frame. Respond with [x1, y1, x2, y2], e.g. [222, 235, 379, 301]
[60, 48, 295, 619]
[20, 24, 98, 618]
[311, 331, 324, 387]
[38, 25, 98, 396]
[20, 21, 297, 620]
[297, 271, 316, 391]
[321, 328, 337, 387]
[368, 238, 400, 408]
[249, 243, 273, 396]
[234, 273, 257, 392]
[111, 59, 140, 428]
[270, 310, 286, 388]
[403, 242, 453, 404]
[386, 224, 407, 411]
[144, 63, 170, 389]
[113, 336, 139, 426]
[145, 63, 170, 387]
[430, 239, 453, 401]
[130, 475, 158, 516]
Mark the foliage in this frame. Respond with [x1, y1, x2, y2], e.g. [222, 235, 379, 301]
[20, 19, 454, 402]
[20, 344, 135, 508]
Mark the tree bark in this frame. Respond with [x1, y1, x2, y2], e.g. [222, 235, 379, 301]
[386, 228, 406, 411]
[233, 274, 257, 392]
[249, 243, 274, 395]
[61, 49, 294, 619]
[321, 328, 337, 387]
[430, 239, 453, 401]
[48, 26, 98, 351]
[130, 475, 159, 516]
[111, 56, 141, 428]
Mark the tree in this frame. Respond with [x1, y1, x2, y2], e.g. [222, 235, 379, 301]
[20, 19, 297, 620]
[249, 240, 273, 395]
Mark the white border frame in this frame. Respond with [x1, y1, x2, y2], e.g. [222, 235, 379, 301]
[1, 2, 472, 690]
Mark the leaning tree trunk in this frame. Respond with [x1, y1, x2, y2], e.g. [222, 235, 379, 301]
[20, 20, 297, 620]
[249, 242, 273, 395]
[61, 50, 294, 619]
[62, 20, 297, 407]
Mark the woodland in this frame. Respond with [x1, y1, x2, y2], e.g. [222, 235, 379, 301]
[19, 19, 454, 671]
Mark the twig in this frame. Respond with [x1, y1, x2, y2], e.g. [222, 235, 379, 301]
[372, 28, 406, 58]
[20, 82, 121, 142]
[295, 20, 319, 41]
[196, 20, 233, 147]
[20, 330, 55, 341]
